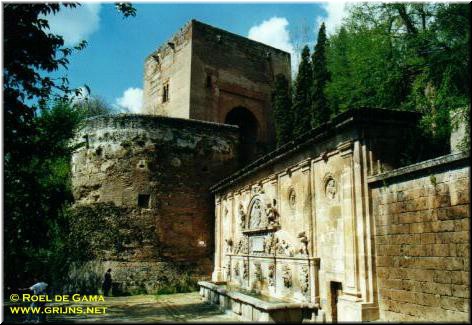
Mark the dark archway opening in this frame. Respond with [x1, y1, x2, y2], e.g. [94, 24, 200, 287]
[225, 107, 259, 165]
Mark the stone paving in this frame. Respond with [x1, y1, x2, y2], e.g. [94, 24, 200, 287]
[4, 292, 240, 323]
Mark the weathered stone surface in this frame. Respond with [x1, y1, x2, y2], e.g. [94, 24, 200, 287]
[207, 109, 422, 322]
[70, 115, 240, 293]
[370, 153, 470, 322]
[143, 19, 292, 153]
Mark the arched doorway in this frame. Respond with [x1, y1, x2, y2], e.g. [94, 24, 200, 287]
[225, 107, 259, 164]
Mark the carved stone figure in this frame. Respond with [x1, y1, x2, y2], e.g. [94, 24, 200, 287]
[234, 236, 248, 254]
[254, 262, 263, 282]
[264, 233, 277, 255]
[268, 264, 275, 286]
[241, 236, 249, 254]
[234, 239, 241, 254]
[249, 198, 263, 229]
[282, 265, 292, 288]
[297, 231, 309, 256]
[225, 238, 233, 253]
[243, 260, 249, 280]
[234, 261, 240, 276]
[225, 260, 231, 277]
[238, 203, 246, 230]
[300, 265, 309, 294]
[277, 239, 293, 256]
[265, 202, 279, 226]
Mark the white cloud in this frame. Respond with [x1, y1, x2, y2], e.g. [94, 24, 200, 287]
[115, 87, 143, 114]
[43, 4, 101, 46]
[248, 17, 298, 75]
[317, 2, 350, 35]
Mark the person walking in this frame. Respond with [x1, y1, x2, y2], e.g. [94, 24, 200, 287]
[102, 269, 112, 296]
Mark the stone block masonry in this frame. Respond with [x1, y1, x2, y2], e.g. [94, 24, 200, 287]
[369, 152, 470, 322]
[143, 20, 292, 157]
[69, 114, 240, 294]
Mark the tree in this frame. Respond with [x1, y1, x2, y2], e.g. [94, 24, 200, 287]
[3, 3, 136, 291]
[311, 22, 331, 128]
[74, 96, 121, 118]
[324, 3, 469, 160]
[272, 74, 293, 146]
[292, 46, 313, 138]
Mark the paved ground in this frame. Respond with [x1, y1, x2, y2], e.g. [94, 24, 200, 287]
[4, 292, 240, 323]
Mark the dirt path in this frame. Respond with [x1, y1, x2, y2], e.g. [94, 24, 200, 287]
[4, 292, 240, 323]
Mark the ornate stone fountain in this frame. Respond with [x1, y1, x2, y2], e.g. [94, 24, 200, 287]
[200, 183, 321, 322]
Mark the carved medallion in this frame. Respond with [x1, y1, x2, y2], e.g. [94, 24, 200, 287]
[288, 188, 296, 208]
[325, 177, 337, 200]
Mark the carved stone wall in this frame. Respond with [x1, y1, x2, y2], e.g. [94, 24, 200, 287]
[70, 114, 240, 293]
[211, 109, 421, 322]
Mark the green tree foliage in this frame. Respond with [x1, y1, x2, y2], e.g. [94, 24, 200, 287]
[3, 3, 135, 291]
[292, 46, 313, 138]
[325, 19, 406, 111]
[311, 23, 330, 128]
[272, 74, 293, 146]
[324, 3, 469, 158]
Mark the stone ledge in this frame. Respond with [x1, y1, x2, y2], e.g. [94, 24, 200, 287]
[242, 225, 280, 234]
[198, 281, 315, 311]
[226, 254, 319, 262]
[80, 113, 240, 133]
[368, 151, 470, 186]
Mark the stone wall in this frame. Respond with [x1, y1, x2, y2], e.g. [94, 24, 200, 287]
[142, 19, 292, 154]
[142, 22, 192, 118]
[70, 114, 240, 293]
[369, 152, 470, 322]
[190, 20, 291, 148]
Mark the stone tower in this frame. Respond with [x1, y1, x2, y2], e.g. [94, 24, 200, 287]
[69, 20, 290, 295]
[143, 19, 291, 160]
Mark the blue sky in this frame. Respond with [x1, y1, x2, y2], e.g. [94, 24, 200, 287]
[46, 2, 349, 112]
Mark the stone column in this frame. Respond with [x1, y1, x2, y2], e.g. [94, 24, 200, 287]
[212, 195, 224, 282]
[337, 140, 379, 322]
[338, 141, 360, 297]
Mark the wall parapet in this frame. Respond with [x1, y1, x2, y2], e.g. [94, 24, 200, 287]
[368, 151, 469, 186]
[78, 113, 240, 134]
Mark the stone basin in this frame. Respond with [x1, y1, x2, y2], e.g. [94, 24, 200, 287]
[199, 281, 319, 322]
